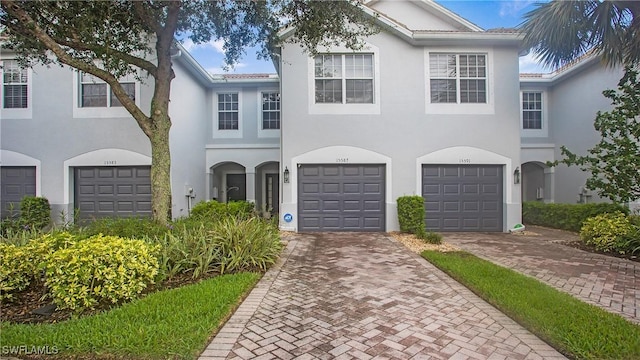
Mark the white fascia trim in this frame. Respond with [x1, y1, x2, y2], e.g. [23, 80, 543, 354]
[417, 0, 484, 32]
[519, 54, 600, 84]
[520, 143, 555, 149]
[212, 90, 243, 139]
[205, 144, 279, 150]
[62, 148, 152, 206]
[424, 48, 496, 115]
[0, 150, 41, 196]
[415, 146, 514, 203]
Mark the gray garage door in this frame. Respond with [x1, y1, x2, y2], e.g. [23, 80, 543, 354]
[1, 166, 36, 219]
[298, 164, 385, 232]
[422, 165, 503, 232]
[75, 166, 152, 221]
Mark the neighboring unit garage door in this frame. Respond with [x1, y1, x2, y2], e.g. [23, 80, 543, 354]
[422, 165, 503, 232]
[1, 166, 36, 218]
[298, 164, 385, 232]
[75, 166, 152, 221]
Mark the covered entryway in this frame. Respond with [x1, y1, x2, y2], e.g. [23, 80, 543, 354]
[422, 164, 503, 232]
[298, 164, 385, 232]
[1, 166, 36, 218]
[74, 166, 151, 221]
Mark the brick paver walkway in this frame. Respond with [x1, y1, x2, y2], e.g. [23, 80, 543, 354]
[200, 233, 565, 359]
[443, 226, 639, 325]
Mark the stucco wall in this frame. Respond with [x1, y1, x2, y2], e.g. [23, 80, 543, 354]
[547, 63, 622, 204]
[279, 28, 522, 231]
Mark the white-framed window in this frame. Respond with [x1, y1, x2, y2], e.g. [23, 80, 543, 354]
[314, 54, 374, 104]
[0, 59, 32, 119]
[261, 92, 280, 130]
[522, 91, 542, 129]
[217, 93, 239, 130]
[213, 91, 242, 138]
[429, 53, 487, 104]
[80, 72, 135, 108]
[72, 70, 140, 118]
[2, 60, 28, 109]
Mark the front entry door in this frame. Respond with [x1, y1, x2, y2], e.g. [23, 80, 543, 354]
[265, 173, 279, 215]
[226, 174, 246, 202]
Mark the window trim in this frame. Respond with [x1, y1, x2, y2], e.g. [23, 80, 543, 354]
[258, 89, 280, 138]
[213, 91, 242, 139]
[520, 90, 548, 138]
[424, 49, 495, 115]
[307, 43, 380, 115]
[0, 59, 32, 119]
[72, 70, 141, 119]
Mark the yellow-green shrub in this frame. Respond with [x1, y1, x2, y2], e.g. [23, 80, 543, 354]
[0, 243, 32, 301]
[0, 232, 77, 301]
[44, 235, 159, 311]
[580, 212, 633, 253]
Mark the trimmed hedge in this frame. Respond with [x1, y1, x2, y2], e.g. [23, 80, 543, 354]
[397, 196, 425, 234]
[190, 200, 255, 221]
[522, 201, 628, 232]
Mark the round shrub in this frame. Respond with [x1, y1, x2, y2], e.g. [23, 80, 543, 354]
[44, 235, 160, 311]
[20, 196, 51, 230]
[580, 212, 633, 253]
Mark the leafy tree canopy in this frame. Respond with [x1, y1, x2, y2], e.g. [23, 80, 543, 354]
[0, 0, 379, 223]
[520, 0, 640, 68]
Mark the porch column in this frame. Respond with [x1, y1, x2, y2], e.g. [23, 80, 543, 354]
[544, 167, 555, 203]
[246, 171, 256, 203]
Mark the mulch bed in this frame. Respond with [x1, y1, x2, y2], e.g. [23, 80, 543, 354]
[1, 272, 218, 325]
[558, 239, 639, 263]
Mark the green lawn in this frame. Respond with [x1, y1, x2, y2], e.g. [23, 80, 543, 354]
[1, 272, 260, 359]
[422, 251, 640, 360]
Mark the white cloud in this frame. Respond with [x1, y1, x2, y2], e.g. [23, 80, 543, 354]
[519, 52, 551, 74]
[179, 38, 226, 55]
[499, 0, 536, 18]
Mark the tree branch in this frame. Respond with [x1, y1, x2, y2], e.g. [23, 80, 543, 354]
[2, 0, 154, 137]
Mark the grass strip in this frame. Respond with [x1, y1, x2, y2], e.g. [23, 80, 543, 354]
[422, 251, 640, 360]
[1, 272, 261, 359]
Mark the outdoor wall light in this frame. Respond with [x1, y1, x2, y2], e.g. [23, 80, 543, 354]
[284, 167, 290, 183]
[514, 167, 521, 184]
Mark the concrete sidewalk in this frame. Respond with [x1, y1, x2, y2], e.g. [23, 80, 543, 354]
[200, 233, 565, 359]
[443, 225, 639, 325]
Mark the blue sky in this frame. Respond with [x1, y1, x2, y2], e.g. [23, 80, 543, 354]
[182, 0, 548, 75]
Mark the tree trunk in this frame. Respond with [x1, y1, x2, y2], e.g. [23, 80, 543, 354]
[149, 115, 172, 225]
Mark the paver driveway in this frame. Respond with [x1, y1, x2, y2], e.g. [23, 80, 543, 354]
[200, 233, 565, 360]
[443, 226, 640, 325]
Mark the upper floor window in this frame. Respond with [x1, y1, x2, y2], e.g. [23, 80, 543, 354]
[522, 92, 542, 129]
[429, 54, 486, 104]
[2, 60, 28, 109]
[262, 92, 280, 130]
[314, 54, 374, 104]
[218, 93, 239, 130]
[80, 72, 135, 108]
